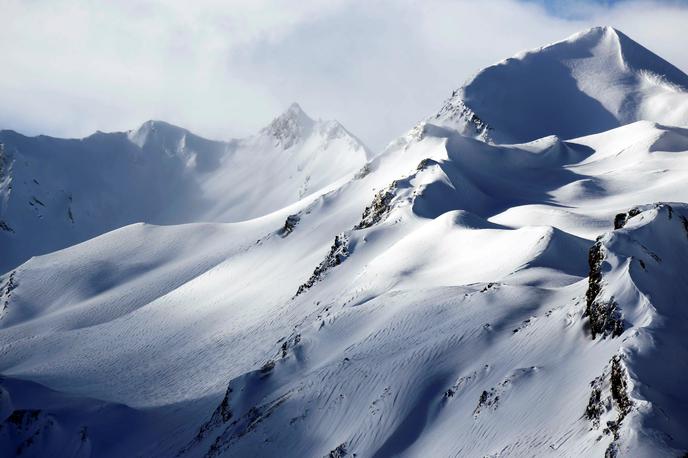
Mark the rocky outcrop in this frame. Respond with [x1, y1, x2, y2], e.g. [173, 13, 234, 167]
[613, 208, 641, 229]
[1, 271, 17, 319]
[355, 158, 440, 232]
[435, 97, 492, 141]
[584, 355, 633, 457]
[178, 386, 234, 456]
[325, 442, 348, 458]
[294, 234, 350, 297]
[354, 184, 397, 230]
[279, 333, 301, 358]
[584, 239, 623, 339]
[204, 392, 291, 458]
[280, 214, 300, 237]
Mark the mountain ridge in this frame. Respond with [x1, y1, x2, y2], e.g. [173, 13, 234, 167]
[0, 103, 369, 273]
[1, 27, 688, 457]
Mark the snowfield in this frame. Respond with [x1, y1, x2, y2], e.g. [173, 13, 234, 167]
[1, 26, 688, 457]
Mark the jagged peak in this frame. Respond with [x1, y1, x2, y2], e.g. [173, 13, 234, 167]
[260, 102, 316, 149]
[283, 102, 310, 120]
[258, 103, 369, 156]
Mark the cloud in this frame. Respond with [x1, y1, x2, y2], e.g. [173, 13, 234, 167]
[0, 0, 686, 150]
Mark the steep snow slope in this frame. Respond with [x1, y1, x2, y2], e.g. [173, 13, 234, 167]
[1, 27, 688, 458]
[2, 118, 688, 456]
[435, 26, 688, 144]
[0, 103, 368, 273]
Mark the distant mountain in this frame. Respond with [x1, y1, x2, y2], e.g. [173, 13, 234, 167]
[1, 27, 688, 458]
[0, 103, 369, 272]
[435, 26, 688, 143]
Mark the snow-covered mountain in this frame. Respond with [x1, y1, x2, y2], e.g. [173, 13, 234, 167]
[435, 26, 688, 144]
[1, 27, 688, 457]
[0, 103, 369, 273]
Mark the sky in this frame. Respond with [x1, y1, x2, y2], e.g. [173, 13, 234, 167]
[1, 0, 687, 151]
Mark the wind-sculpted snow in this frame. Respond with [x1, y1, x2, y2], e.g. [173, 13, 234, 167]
[580, 203, 688, 456]
[1, 27, 688, 457]
[436, 26, 688, 144]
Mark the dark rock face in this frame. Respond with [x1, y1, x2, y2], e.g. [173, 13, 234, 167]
[416, 158, 437, 171]
[584, 240, 623, 339]
[280, 214, 300, 237]
[584, 355, 634, 456]
[326, 442, 348, 458]
[585, 382, 604, 428]
[609, 356, 632, 428]
[604, 356, 633, 457]
[1, 271, 17, 317]
[613, 208, 640, 229]
[294, 234, 351, 297]
[354, 184, 396, 230]
[178, 387, 235, 456]
[203, 393, 290, 458]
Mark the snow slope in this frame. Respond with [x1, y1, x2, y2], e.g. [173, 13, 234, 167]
[435, 26, 688, 144]
[0, 103, 369, 273]
[1, 27, 688, 457]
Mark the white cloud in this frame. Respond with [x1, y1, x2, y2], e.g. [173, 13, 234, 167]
[0, 0, 686, 149]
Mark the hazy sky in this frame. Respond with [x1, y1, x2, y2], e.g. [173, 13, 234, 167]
[1, 0, 687, 150]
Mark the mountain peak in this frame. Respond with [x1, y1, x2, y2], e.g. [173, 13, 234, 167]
[128, 119, 189, 149]
[261, 102, 316, 149]
[435, 26, 688, 144]
[285, 102, 309, 118]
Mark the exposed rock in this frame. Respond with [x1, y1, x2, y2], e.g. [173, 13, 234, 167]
[480, 282, 497, 293]
[0, 220, 14, 233]
[260, 360, 276, 374]
[325, 442, 348, 458]
[1, 271, 17, 318]
[416, 158, 437, 171]
[204, 393, 290, 458]
[443, 366, 487, 402]
[354, 163, 371, 180]
[435, 97, 492, 141]
[613, 208, 641, 229]
[473, 388, 500, 418]
[584, 355, 634, 455]
[354, 184, 397, 230]
[280, 334, 301, 358]
[609, 356, 632, 430]
[178, 387, 234, 456]
[585, 375, 606, 428]
[280, 214, 300, 237]
[584, 240, 623, 339]
[294, 234, 351, 297]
